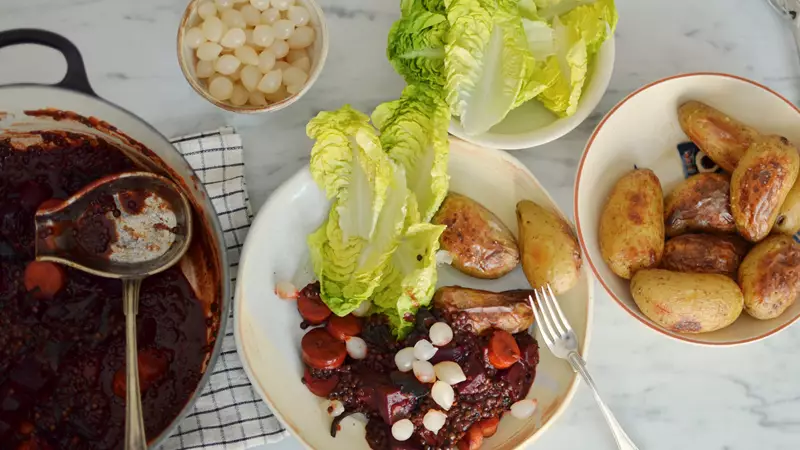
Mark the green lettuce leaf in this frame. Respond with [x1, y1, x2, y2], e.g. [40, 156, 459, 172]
[561, 0, 618, 54]
[387, 6, 449, 86]
[372, 83, 450, 222]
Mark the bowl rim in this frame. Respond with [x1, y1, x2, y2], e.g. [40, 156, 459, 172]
[573, 71, 800, 347]
[176, 0, 330, 114]
[448, 36, 616, 150]
[235, 141, 595, 449]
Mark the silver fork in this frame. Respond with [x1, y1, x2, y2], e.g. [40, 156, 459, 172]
[529, 285, 638, 450]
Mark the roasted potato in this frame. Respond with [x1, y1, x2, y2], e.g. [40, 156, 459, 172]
[774, 177, 800, 236]
[664, 173, 735, 237]
[630, 269, 744, 333]
[433, 286, 533, 334]
[738, 234, 800, 320]
[432, 192, 519, 279]
[731, 135, 800, 242]
[661, 234, 750, 278]
[678, 100, 760, 172]
[599, 169, 664, 279]
[516, 200, 582, 294]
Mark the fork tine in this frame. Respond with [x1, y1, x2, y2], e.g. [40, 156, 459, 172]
[541, 285, 566, 336]
[546, 284, 572, 333]
[528, 294, 553, 348]
[533, 289, 558, 347]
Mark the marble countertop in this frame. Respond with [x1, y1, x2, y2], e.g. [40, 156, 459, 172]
[2, 0, 800, 449]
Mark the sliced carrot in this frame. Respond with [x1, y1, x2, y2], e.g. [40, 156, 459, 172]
[476, 417, 500, 438]
[487, 330, 520, 369]
[37, 198, 64, 211]
[303, 367, 340, 397]
[24, 261, 66, 299]
[457, 425, 484, 450]
[326, 314, 361, 341]
[112, 349, 171, 399]
[297, 288, 332, 324]
[302, 328, 346, 369]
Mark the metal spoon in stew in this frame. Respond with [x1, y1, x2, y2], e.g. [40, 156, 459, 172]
[32, 171, 193, 450]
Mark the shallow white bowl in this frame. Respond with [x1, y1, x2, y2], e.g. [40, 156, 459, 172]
[235, 138, 593, 449]
[575, 72, 800, 346]
[449, 37, 615, 150]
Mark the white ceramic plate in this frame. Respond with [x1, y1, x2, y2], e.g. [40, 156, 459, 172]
[235, 138, 593, 449]
[575, 72, 800, 346]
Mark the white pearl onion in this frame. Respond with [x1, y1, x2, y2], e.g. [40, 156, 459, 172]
[230, 84, 249, 106]
[345, 336, 368, 360]
[431, 381, 455, 411]
[413, 339, 438, 361]
[282, 66, 308, 87]
[196, 60, 215, 78]
[240, 4, 262, 26]
[272, 19, 294, 40]
[229, 67, 241, 81]
[202, 16, 225, 42]
[324, 399, 345, 418]
[429, 322, 453, 347]
[412, 360, 436, 383]
[215, 0, 236, 9]
[208, 76, 234, 100]
[257, 50, 276, 73]
[215, 54, 241, 75]
[261, 8, 281, 24]
[185, 27, 206, 49]
[287, 26, 314, 49]
[351, 300, 371, 317]
[510, 399, 538, 419]
[264, 86, 289, 102]
[240, 65, 262, 91]
[248, 91, 268, 106]
[286, 84, 303, 95]
[234, 45, 259, 65]
[391, 419, 414, 442]
[250, 0, 271, 10]
[422, 409, 447, 434]
[252, 25, 275, 47]
[274, 280, 298, 299]
[196, 42, 223, 61]
[287, 6, 310, 26]
[257, 69, 283, 93]
[292, 56, 311, 72]
[197, 1, 217, 19]
[270, 39, 289, 58]
[274, 60, 291, 71]
[285, 48, 307, 63]
[221, 9, 247, 28]
[433, 361, 467, 386]
[221, 28, 246, 48]
[271, 0, 292, 11]
[394, 347, 416, 373]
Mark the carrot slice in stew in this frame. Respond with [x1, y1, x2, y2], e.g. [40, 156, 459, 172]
[112, 349, 171, 398]
[303, 367, 340, 397]
[476, 417, 500, 437]
[24, 261, 66, 299]
[487, 330, 520, 369]
[297, 290, 332, 324]
[301, 328, 346, 369]
[37, 198, 63, 211]
[457, 425, 484, 450]
[326, 314, 362, 341]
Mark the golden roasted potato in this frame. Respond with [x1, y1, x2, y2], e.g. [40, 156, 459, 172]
[432, 192, 519, 279]
[599, 169, 664, 279]
[631, 269, 744, 333]
[678, 100, 760, 173]
[664, 173, 735, 237]
[516, 200, 582, 294]
[731, 135, 800, 242]
[661, 234, 750, 278]
[433, 286, 533, 335]
[774, 177, 800, 236]
[738, 234, 800, 320]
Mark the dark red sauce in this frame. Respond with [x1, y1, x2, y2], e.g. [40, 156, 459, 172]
[0, 133, 208, 449]
[74, 194, 120, 256]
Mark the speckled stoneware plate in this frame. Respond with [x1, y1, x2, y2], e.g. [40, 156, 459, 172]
[235, 138, 593, 449]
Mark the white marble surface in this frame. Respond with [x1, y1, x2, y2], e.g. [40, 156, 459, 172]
[2, 1, 800, 449]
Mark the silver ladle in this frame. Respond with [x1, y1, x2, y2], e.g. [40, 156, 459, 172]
[33, 171, 193, 450]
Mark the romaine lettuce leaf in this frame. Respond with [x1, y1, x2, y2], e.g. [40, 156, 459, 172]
[561, 0, 618, 54]
[535, 16, 588, 118]
[388, 5, 449, 86]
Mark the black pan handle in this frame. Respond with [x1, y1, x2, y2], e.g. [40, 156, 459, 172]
[0, 29, 96, 96]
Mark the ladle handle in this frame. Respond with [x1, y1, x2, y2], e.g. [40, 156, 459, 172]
[124, 278, 148, 450]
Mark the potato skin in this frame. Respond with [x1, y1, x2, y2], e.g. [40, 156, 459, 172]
[738, 235, 800, 320]
[774, 177, 800, 236]
[731, 135, 800, 242]
[661, 234, 750, 278]
[664, 173, 735, 237]
[432, 192, 519, 279]
[516, 200, 582, 294]
[678, 100, 760, 173]
[433, 286, 533, 335]
[599, 169, 664, 279]
[631, 269, 744, 333]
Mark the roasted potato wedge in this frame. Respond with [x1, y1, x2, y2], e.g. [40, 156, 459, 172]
[774, 177, 800, 236]
[738, 235, 800, 320]
[731, 135, 800, 242]
[432, 193, 519, 279]
[516, 200, 582, 294]
[661, 234, 750, 278]
[599, 169, 664, 279]
[664, 173, 735, 237]
[433, 286, 533, 335]
[631, 269, 744, 333]
[678, 100, 760, 172]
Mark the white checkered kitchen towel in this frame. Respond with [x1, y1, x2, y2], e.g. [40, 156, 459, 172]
[162, 127, 287, 449]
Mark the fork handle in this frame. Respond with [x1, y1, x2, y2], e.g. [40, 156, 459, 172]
[568, 352, 639, 450]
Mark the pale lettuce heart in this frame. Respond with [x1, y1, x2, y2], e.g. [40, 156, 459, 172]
[534, 15, 588, 117]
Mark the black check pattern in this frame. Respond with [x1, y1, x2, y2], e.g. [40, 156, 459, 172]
[163, 127, 286, 449]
